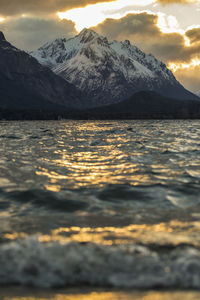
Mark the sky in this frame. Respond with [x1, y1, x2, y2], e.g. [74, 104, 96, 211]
[0, 0, 200, 94]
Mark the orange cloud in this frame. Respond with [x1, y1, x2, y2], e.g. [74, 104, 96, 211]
[169, 58, 200, 72]
[172, 64, 200, 94]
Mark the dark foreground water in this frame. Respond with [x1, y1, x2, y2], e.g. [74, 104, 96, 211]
[0, 120, 200, 290]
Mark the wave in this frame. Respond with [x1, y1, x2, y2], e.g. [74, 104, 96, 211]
[5, 189, 89, 212]
[2, 182, 200, 217]
[1, 237, 200, 288]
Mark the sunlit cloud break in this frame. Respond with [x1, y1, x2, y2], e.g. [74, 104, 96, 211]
[169, 58, 200, 72]
[57, 0, 197, 41]
[0, 17, 5, 22]
[57, 0, 156, 31]
[57, 0, 196, 50]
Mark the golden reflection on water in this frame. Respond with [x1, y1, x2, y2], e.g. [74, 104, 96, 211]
[39, 221, 200, 246]
[36, 155, 151, 189]
[3, 290, 200, 300]
[34, 125, 155, 188]
[45, 185, 61, 192]
[32, 121, 191, 190]
[5, 221, 200, 248]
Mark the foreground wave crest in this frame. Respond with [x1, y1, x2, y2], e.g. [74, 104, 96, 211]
[1, 237, 200, 288]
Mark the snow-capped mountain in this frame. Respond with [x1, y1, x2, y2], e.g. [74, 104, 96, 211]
[31, 28, 198, 107]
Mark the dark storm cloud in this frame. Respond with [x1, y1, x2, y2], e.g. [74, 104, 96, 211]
[95, 13, 159, 38]
[0, 0, 114, 17]
[186, 27, 200, 44]
[0, 17, 76, 50]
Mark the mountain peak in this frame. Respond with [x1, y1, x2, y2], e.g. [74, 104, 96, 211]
[0, 32, 6, 42]
[79, 28, 98, 36]
[78, 28, 99, 43]
[31, 30, 198, 105]
[123, 40, 131, 46]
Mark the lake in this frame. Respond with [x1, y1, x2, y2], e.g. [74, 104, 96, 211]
[0, 120, 200, 298]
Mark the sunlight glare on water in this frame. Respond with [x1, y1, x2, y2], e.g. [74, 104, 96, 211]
[3, 290, 200, 300]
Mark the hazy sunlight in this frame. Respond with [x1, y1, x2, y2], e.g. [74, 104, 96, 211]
[57, 0, 156, 31]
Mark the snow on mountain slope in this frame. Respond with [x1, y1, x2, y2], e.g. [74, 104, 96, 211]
[31, 29, 99, 68]
[31, 28, 198, 107]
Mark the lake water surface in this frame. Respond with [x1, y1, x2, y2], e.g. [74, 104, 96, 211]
[0, 120, 200, 291]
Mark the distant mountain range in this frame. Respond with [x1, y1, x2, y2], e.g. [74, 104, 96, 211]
[31, 28, 198, 107]
[0, 29, 200, 120]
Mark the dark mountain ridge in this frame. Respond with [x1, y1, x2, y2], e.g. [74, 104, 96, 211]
[2, 91, 199, 120]
[70, 91, 200, 120]
[0, 32, 85, 111]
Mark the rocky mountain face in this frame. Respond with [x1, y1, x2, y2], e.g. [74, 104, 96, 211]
[31, 29, 198, 107]
[0, 32, 85, 110]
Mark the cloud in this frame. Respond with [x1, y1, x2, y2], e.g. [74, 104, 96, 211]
[186, 26, 200, 44]
[0, 0, 114, 17]
[57, 0, 157, 31]
[0, 0, 197, 18]
[173, 65, 200, 94]
[0, 17, 76, 50]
